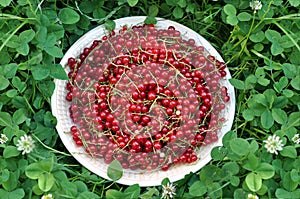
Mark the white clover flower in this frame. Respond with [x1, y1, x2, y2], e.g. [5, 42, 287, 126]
[56, 40, 62, 45]
[248, 193, 259, 199]
[263, 134, 284, 155]
[0, 134, 8, 144]
[41, 194, 53, 199]
[161, 182, 176, 199]
[56, 17, 62, 25]
[250, 1, 262, 13]
[292, 134, 300, 144]
[16, 134, 35, 155]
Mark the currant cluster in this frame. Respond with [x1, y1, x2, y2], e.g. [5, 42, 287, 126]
[65, 24, 230, 172]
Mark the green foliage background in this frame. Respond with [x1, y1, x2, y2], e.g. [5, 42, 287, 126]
[0, 0, 299, 198]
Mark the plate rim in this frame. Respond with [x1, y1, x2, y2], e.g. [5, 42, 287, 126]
[51, 16, 236, 186]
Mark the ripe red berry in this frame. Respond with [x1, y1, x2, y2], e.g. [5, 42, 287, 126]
[147, 91, 156, 101]
[65, 22, 231, 172]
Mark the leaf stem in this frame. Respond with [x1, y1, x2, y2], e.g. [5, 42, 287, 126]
[253, 128, 268, 136]
[32, 134, 72, 156]
[232, 12, 257, 60]
[24, 96, 36, 114]
[264, 13, 300, 21]
[273, 21, 300, 53]
[0, 20, 27, 53]
[0, 13, 36, 21]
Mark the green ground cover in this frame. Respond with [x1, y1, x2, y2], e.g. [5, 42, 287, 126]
[0, 0, 299, 198]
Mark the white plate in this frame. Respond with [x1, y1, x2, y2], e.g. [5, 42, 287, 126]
[51, 16, 235, 186]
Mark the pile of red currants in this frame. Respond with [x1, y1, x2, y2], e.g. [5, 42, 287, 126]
[65, 24, 230, 171]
